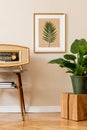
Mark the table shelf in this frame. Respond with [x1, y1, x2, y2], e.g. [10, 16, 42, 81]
[0, 67, 26, 121]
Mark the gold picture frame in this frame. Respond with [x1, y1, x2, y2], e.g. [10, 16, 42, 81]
[34, 13, 66, 53]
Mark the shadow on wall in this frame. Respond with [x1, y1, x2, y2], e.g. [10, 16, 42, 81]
[28, 56, 72, 106]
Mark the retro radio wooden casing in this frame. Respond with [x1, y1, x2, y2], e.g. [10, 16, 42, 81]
[0, 44, 30, 67]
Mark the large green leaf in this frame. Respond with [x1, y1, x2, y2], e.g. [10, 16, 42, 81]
[43, 22, 56, 47]
[62, 61, 76, 71]
[48, 58, 65, 64]
[79, 45, 87, 55]
[71, 39, 87, 54]
[49, 58, 76, 72]
[64, 54, 76, 61]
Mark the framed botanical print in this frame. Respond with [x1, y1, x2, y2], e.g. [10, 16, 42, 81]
[34, 13, 66, 53]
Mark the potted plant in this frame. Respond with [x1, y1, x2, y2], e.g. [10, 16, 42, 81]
[49, 38, 87, 94]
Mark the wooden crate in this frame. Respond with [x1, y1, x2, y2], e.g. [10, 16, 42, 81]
[61, 93, 69, 119]
[61, 93, 87, 121]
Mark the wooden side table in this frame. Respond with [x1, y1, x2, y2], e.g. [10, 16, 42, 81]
[0, 44, 30, 121]
[61, 93, 87, 121]
[0, 67, 26, 121]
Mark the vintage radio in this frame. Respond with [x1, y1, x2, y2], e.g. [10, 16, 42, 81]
[0, 44, 30, 67]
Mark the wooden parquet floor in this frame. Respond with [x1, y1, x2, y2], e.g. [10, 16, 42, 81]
[0, 112, 87, 130]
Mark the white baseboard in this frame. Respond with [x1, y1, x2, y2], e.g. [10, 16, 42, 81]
[0, 106, 21, 112]
[28, 106, 61, 112]
[0, 106, 61, 112]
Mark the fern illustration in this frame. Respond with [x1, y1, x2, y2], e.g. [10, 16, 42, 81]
[43, 22, 56, 47]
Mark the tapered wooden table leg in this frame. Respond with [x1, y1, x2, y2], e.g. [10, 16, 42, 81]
[16, 72, 25, 121]
[20, 87, 26, 113]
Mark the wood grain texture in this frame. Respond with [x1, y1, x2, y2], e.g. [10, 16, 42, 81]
[61, 93, 69, 119]
[0, 44, 30, 67]
[69, 94, 78, 120]
[61, 93, 87, 121]
[69, 94, 87, 121]
[0, 113, 86, 130]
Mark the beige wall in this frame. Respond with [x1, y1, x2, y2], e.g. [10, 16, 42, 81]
[0, 0, 87, 111]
